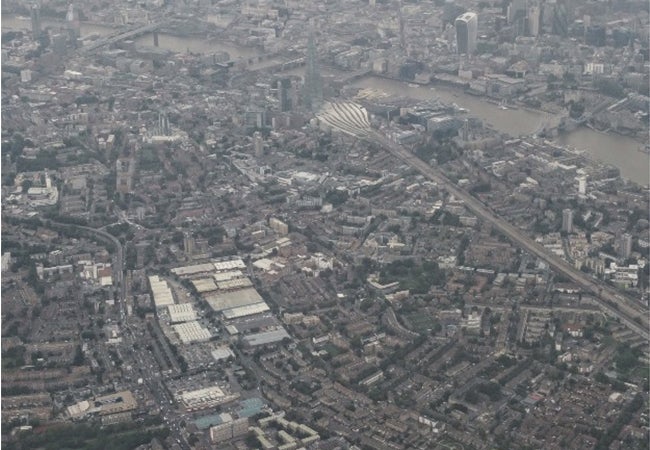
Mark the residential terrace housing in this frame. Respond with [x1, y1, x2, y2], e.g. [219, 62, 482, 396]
[1, 0, 648, 448]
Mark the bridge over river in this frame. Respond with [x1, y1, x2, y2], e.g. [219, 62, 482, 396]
[77, 20, 170, 54]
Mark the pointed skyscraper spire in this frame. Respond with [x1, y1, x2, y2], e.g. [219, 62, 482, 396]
[303, 27, 323, 113]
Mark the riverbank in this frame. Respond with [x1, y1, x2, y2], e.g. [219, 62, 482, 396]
[584, 122, 647, 146]
[350, 75, 649, 186]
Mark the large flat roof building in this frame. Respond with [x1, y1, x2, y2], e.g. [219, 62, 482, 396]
[242, 328, 290, 347]
[211, 346, 235, 362]
[178, 386, 239, 411]
[66, 390, 137, 419]
[213, 258, 246, 271]
[204, 287, 264, 312]
[168, 303, 198, 323]
[222, 302, 270, 320]
[172, 321, 212, 344]
[191, 277, 218, 293]
[148, 275, 175, 307]
[216, 277, 253, 291]
[213, 270, 245, 282]
[171, 263, 216, 277]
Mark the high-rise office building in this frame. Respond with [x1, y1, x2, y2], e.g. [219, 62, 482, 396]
[31, 5, 41, 41]
[527, 5, 541, 36]
[66, 3, 81, 39]
[253, 131, 264, 158]
[276, 78, 292, 112]
[398, 0, 406, 52]
[157, 113, 171, 136]
[303, 31, 323, 112]
[508, 0, 527, 35]
[455, 12, 478, 55]
[551, 1, 569, 37]
[443, 1, 465, 29]
[184, 233, 194, 257]
[577, 175, 587, 195]
[618, 233, 632, 259]
[508, 0, 527, 22]
[116, 157, 135, 197]
[562, 208, 573, 233]
[585, 25, 606, 47]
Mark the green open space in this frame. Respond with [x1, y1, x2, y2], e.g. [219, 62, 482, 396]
[5, 422, 170, 450]
[403, 312, 440, 334]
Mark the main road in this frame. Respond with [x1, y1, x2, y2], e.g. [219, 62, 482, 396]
[365, 130, 649, 340]
[41, 219, 127, 315]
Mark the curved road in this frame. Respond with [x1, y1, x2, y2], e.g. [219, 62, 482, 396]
[366, 130, 649, 340]
[42, 219, 193, 448]
[42, 219, 126, 314]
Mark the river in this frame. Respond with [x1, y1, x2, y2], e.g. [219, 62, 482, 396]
[349, 76, 649, 186]
[4, 14, 646, 185]
[2, 15, 260, 59]
[133, 33, 260, 60]
[555, 129, 649, 186]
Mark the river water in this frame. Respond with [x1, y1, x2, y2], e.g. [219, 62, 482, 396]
[2, 15, 260, 59]
[350, 77, 649, 186]
[555, 129, 648, 186]
[4, 14, 646, 185]
[133, 33, 260, 60]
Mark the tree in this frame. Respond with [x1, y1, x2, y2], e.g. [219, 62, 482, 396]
[594, 78, 625, 99]
[21, 179, 33, 192]
[72, 345, 85, 366]
[187, 434, 199, 446]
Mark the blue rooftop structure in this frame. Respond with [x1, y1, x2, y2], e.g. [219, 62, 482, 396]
[237, 397, 265, 418]
[193, 414, 224, 430]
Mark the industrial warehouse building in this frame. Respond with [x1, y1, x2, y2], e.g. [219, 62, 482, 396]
[222, 302, 270, 320]
[212, 258, 247, 271]
[171, 262, 216, 277]
[148, 275, 174, 307]
[172, 321, 211, 344]
[167, 303, 198, 323]
[213, 270, 244, 282]
[211, 346, 235, 362]
[242, 328, 290, 347]
[216, 277, 253, 291]
[204, 287, 264, 312]
[191, 277, 218, 294]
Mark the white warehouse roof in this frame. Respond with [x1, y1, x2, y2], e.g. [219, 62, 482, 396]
[171, 263, 216, 277]
[216, 277, 253, 291]
[178, 386, 239, 411]
[222, 302, 270, 320]
[213, 258, 246, 271]
[172, 321, 211, 344]
[204, 287, 264, 312]
[148, 275, 175, 307]
[243, 328, 290, 346]
[211, 346, 235, 362]
[213, 270, 244, 282]
[192, 277, 218, 293]
[167, 303, 197, 323]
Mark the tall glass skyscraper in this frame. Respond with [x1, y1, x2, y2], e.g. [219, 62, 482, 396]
[30, 5, 41, 41]
[303, 32, 323, 112]
[455, 12, 478, 55]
